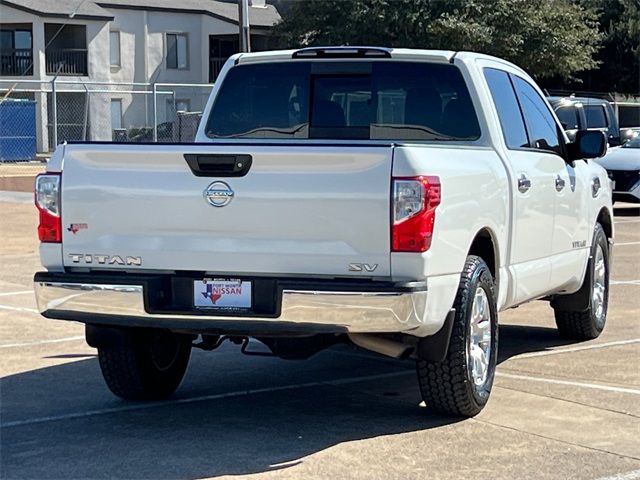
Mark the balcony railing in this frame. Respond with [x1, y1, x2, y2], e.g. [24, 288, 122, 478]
[209, 57, 227, 83]
[45, 48, 88, 76]
[0, 48, 33, 76]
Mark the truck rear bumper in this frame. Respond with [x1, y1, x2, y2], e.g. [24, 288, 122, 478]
[34, 273, 428, 335]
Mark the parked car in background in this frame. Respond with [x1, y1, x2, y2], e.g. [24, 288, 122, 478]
[549, 96, 622, 146]
[614, 102, 640, 144]
[595, 136, 640, 204]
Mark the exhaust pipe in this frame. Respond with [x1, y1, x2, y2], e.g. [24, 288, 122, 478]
[348, 333, 413, 359]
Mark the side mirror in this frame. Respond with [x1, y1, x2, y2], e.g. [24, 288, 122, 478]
[568, 130, 607, 161]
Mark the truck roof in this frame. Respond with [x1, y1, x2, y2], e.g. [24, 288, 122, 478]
[234, 47, 521, 70]
[548, 96, 612, 107]
[235, 47, 453, 64]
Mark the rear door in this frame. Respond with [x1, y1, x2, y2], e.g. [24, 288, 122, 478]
[60, 143, 393, 278]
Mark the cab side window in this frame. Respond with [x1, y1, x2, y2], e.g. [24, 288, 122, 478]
[512, 76, 563, 156]
[483, 68, 529, 149]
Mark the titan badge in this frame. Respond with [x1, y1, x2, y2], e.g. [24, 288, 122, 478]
[68, 254, 142, 266]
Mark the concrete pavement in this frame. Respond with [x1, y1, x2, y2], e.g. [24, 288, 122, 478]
[0, 195, 638, 479]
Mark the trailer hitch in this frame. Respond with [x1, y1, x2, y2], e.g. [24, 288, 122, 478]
[192, 335, 274, 356]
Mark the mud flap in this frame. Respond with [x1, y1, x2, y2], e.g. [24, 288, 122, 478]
[416, 309, 456, 362]
[86, 324, 134, 348]
[551, 254, 593, 313]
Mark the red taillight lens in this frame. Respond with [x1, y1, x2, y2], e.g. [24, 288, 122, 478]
[392, 176, 441, 252]
[35, 173, 61, 243]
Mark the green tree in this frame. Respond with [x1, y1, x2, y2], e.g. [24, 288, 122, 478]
[275, 0, 603, 80]
[578, 0, 639, 93]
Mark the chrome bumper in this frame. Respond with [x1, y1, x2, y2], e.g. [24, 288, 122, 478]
[34, 280, 427, 334]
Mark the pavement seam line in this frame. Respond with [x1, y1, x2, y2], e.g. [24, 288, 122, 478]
[597, 469, 640, 480]
[340, 337, 640, 363]
[495, 385, 640, 419]
[509, 338, 640, 359]
[0, 336, 85, 349]
[0, 371, 413, 428]
[0, 304, 39, 313]
[330, 360, 640, 418]
[496, 372, 640, 395]
[472, 418, 640, 462]
[499, 366, 639, 390]
[0, 290, 33, 297]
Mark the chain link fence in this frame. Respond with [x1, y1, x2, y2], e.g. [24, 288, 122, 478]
[0, 79, 213, 174]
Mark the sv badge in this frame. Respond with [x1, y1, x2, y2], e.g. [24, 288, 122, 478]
[349, 263, 379, 272]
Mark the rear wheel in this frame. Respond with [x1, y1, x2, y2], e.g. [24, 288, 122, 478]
[98, 328, 191, 400]
[554, 223, 609, 340]
[417, 255, 498, 417]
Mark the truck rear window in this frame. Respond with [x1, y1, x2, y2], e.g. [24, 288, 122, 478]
[205, 61, 481, 141]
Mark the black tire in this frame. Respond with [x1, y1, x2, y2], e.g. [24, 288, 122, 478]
[416, 255, 498, 417]
[98, 328, 192, 400]
[554, 223, 609, 340]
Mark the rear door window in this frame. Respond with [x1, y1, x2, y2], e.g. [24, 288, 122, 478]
[483, 68, 529, 149]
[512, 76, 563, 156]
[206, 61, 481, 141]
[584, 105, 608, 128]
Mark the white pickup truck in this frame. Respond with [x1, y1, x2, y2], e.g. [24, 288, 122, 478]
[34, 47, 613, 417]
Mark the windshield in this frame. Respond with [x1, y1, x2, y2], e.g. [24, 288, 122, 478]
[205, 61, 481, 141]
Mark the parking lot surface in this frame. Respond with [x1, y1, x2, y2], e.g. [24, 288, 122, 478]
[1, 192, 639, 480]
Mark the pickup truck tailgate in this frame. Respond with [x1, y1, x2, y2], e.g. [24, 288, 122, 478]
[60, 144, 392, 277]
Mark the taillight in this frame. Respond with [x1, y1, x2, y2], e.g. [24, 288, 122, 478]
[392, 176, 441, 252]
[35, 173, 61, 243]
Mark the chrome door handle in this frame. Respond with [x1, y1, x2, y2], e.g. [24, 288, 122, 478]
[518, 174, 531, 193]
[555, 175, 566, 192]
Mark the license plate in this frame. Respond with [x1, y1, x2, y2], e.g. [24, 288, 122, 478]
[193, 278, 252, 310]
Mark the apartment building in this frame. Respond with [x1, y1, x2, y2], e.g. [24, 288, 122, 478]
[0, 0, 280, 152]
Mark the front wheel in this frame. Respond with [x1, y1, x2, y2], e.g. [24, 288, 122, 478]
[98, 328, 192, 400]
[554, 223, 610, 340]
[416, 255, 498, 417]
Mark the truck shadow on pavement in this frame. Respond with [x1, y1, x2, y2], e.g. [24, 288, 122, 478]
[613, 206, 640, 216]
[1, 346, 452, 479]
[1, 324, 573, 479]
[497, 324, 575, 363]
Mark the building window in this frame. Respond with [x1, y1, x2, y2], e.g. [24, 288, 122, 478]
[166, 33, 188, 69]
[175, 99, 190, 112]
[110, 99, 123, 129]
[209, 35, 238, 82]
[166, 98, 191, 120]
[44, 23, 88, 76]
[0, 26, 33, 76]
[110, 31, 120, 67]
